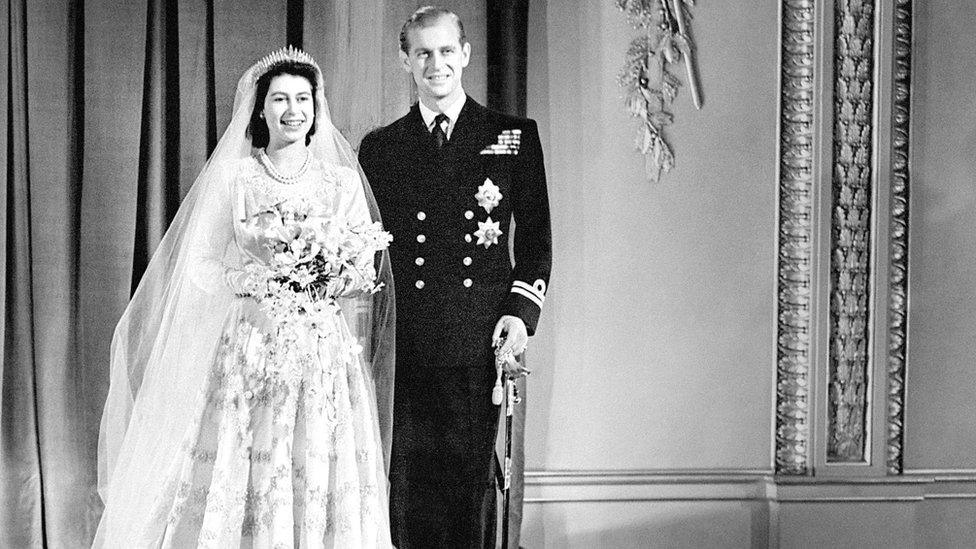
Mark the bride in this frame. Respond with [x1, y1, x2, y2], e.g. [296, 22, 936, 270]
[94, 48, 395, 548]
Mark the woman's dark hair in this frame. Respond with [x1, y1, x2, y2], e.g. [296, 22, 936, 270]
[248, 60, 318, 148]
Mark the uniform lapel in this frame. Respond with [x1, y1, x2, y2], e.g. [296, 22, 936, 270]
[404, 104, 435, 154]
[445, 98, 496, 187]
[403, 98, 495, 185]
[449, 97, 493, 155]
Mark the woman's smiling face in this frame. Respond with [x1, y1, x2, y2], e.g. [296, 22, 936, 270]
[262, 73, 314, 148]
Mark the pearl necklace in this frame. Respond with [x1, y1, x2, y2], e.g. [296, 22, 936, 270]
[258, 149, 312, 184]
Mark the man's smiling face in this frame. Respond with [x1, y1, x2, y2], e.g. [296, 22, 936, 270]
[400, 15, 471, 108]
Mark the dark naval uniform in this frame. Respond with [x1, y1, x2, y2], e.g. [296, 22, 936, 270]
[359, 97, 551, 548]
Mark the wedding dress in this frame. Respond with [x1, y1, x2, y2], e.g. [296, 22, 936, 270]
[156, 156, 390, 547]
[94, 48, 395, 548]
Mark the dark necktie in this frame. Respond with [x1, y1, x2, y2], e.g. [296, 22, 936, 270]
[432, 113, 449, 148]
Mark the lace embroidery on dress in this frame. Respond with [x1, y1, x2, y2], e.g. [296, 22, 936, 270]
[239, 155, 347, 209]
[154, 159, 386, 547]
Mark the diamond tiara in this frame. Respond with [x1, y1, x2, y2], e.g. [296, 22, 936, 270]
[243, 46, 320, 89]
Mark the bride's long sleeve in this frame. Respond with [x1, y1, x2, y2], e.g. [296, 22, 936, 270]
[336, 166, 371, 225]
[186, 163, 248, 295]
[336, 167, 376, 299]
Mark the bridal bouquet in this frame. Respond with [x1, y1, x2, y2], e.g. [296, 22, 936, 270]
[240, 199, 392, 335]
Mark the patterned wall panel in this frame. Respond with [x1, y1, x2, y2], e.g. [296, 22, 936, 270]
[776, 0, 816, 475]
[826, 0, 876, 463]
[886, 0, 912, 475]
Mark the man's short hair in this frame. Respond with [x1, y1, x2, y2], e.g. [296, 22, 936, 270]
[399, 6, 466, 54]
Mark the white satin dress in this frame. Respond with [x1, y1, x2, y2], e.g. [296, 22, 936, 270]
[154, 156, 392, 548]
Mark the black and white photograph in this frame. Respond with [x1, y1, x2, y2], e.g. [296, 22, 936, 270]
[1, 1, 974, 547]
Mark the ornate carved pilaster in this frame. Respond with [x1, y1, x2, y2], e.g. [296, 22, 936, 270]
[886, 0, 912, 475]
[775, 0, 816, 475]
[827, 0, 875, 462]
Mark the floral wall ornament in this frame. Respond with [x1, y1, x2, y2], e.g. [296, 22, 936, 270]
[615, 0, 703, 182]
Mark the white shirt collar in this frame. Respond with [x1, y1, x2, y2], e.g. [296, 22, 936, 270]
[419, 91, 466, 139]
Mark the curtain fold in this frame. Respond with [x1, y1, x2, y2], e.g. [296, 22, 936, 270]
[303, 0, 414, 148]
[176, 0, 218, 196]
[287, 0, 303, 49]
[132, 0, 182, 290]
[79, 11, 147, 528]
[212, 0, 287, 132]
[2, 0, 290, 544]
[1, 1, 493, 545]
[487, 2, 530, 548]
[2, 0, 45, 547]
[487, 0, 528, 115]
[26, 0, 96, 544]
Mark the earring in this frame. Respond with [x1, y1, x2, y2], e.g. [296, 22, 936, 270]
[259, 112, 265, 119]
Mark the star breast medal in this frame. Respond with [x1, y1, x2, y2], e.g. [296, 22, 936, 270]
[475, 178, 502, 213]
[474, 217, 503, 249]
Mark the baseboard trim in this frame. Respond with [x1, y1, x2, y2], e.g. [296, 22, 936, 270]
[524, 496, 771, 504]
[522, 469, 976, 504]
[525, 468, 772, 484]
[525, 468, 774, 477]
[903, 468, 976, 478]
[776, 496, 925, 503]
[925, 493, 976, 500]
[524, 469, 772, 503]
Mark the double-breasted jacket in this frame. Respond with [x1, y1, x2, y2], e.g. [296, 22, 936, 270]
[359, 96, 551, 544]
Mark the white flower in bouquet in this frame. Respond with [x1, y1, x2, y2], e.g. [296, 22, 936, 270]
[241, 199, 392, 335]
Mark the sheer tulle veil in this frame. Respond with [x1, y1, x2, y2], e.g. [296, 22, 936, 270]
[93, 48, 395, 546]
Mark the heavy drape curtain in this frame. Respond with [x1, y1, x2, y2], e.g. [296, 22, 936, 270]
[486, 2, 529, 548]
[0, 0, 476, 545]
[2, 0, 536, 546]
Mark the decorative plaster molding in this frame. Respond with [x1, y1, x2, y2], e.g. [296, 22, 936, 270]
[614, 0, 704, 182]
[826, 0, 876, 463]
[886, 0, 912, 476]
[775, 0, 816, 476]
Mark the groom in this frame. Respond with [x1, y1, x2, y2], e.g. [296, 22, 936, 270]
[359, 6, 551, 548]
